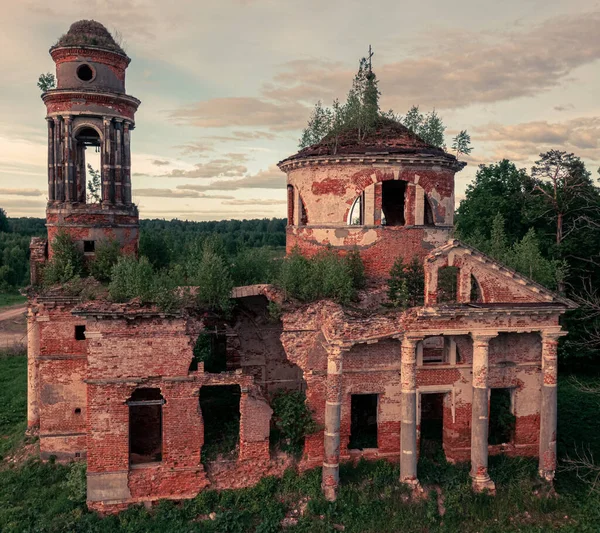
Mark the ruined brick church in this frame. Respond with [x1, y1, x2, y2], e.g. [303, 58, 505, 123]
[27, 20, 575, 512]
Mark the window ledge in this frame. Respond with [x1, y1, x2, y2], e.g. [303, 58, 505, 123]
[130, 461, 162, 470]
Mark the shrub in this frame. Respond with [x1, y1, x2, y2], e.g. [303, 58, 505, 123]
[270, 390, 318, 457]
[387, 256, 424, 308]
[88, 239, 121, 282]
[108, 256, 155, 303]
[277, 247, 361, 305]
[189, 248, 233, 313]
[231, 247, 281, 286]
[43, 231, 84, 286]
[64, 462, 86, 503]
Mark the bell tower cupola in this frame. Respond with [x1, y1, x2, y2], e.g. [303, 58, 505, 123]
[42, 20, 141, 257]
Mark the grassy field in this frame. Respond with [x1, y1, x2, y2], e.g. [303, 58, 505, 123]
[0, 293, 26, 308]
[0, 353, 599, 532]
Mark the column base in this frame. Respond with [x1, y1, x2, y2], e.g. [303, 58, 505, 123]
[322, 484, 338, 502]
[538, 469, 555, 483]
[471, 474, 496, 493]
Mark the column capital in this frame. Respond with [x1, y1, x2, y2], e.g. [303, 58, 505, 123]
[103, 117, 112, 125]
[401, 334, 424, 348]
[540, 330, 567, 343]
[470, 331, 498, 344]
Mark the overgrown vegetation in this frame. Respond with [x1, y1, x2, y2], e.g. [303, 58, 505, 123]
[298, 55, 471, 155]
[270, 390, 318, 457]
[387, 256, 424, 308]
[1, 353, 600, 531]
[278, 247, 365, 305]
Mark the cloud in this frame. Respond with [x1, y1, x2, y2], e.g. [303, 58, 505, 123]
[472, 116, 600, 165]
[0, 188, 44, 196]
[177, 142, 215, 155]
[170, 97, 309, 131]
[151, 159, 171, 166]
[222, 199, 286, 206]
[134, 188, 234, 199]
[177, 165, 285, 191]
[160, 156, 249, 179]
[554, 104, 575, 112]
[171, 10, 600, 128]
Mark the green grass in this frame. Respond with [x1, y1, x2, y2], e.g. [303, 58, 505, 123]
[0, 354, 599, 532]
[0, 293, 26, 308]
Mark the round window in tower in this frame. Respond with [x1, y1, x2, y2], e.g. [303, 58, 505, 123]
[76, 64, 94, 82]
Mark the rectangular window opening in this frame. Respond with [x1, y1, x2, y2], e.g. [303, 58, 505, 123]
[437, 266, 459, 303]
[74, 325, 86, 341]
[420, 392, 445, 459]
[189, 327, 229, 373]
[349, 394, 378, 450]
[489, 388, 515, 445]
[83, 240, 95, 253]
[381, 181, 406, 226]
[128, 388, 164, 465]
[200, 385, 241, 463]
[422, 336, 445, 364]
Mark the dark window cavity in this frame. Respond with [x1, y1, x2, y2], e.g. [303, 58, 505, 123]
[470, 274, 483, 303]
[349, 394, 378, 450]
[199, 385, 241, 463]
[83, 240, 95, 253]
[76, 64, 94, 82]
[420, 393, 445, 458]
[128, 388, 164, 465]
[422, 336, 446, 364]
[75, 325, 86, 340]
[489, 388, 515, 445]
[424, 195, 435, 225]
[381, 180, 406, 226]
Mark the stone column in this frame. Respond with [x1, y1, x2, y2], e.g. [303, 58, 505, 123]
[102, 117, 112, 205]
[400, 335, 421, 486]
[27, 309, 40, 429]
[322, 345, 344, 501]
[470, 332, 497, 491]
[123, 121, 132, 204]
[54, 117, 63, 202]
[539, 330, 565, 481]
[47, 118, 55, 202]
[63, 116, 74, 202]
[114, 119, 123, 205]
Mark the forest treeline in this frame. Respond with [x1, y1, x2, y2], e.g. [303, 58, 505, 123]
[0, 213, 287, 293]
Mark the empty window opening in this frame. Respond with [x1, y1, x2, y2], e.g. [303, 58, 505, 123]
[189, 327, 228, 373]
[424, 196, 435, 226]
[74, 325, 86, 340]
[128, 388, 164, 465]
[76, 64, 94, 82]
[287, 185, 294, 226]
[381, 181, 406, 226]
[349, 394, 378, 450]
[348, 192, 365, 225]
[83, 240, 95, 253]
[74, 408, 82, 415]
[470, 274, 483, 303]
[422, 336, 446, 364]
[489, 388, 515, 445]
[420, 393, 445, 459]
[199, 385, 241, 463]
[299, 195, 308, 226]
[437, 266, 459, 303]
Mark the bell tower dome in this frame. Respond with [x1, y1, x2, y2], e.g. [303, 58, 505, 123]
[42, 20, 141, 258]
[278, 119, 466, 278]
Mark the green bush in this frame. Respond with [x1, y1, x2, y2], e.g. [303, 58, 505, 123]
[189, 247, 233, 313]
[270, 390, 317, 457]
[88, 239, 121, 282]
[42, 231, 84, 286]
[64, 462, 86, 503]
[231, 247, 281, 286]
[387, 256, 424, 308]
[108, 255, 155, 303]
[277, 247, 363, 305]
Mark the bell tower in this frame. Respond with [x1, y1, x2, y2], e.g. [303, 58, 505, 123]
[41, 20, 141, 258]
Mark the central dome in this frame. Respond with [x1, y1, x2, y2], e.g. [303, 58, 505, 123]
[52, 20, 125, 55]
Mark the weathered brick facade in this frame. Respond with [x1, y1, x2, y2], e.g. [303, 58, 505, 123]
[27, 20, 576, 512]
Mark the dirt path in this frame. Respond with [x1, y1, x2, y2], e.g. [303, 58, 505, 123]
[0, 305, 27, 322]
[0, 305, 27, 350]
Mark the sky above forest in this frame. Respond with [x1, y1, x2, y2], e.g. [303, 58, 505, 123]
[1, 0, 600, 221]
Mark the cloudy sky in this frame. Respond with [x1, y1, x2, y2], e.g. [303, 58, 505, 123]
[2, 0, 600, 221]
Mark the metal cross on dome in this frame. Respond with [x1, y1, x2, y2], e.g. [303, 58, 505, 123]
[367, 45, 374, 73]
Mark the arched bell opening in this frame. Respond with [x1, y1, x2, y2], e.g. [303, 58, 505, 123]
[73, 126, 103, 204]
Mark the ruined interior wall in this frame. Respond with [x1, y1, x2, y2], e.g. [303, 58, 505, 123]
[233, 296, 304, 394]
